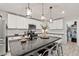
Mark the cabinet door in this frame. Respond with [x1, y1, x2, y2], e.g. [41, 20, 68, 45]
[49, 19, 63, 29]
[8, 14, 17, 28]
[24, 18, 30, 29]
[8, 14, 42, 29]
[16, 16, 25, 28]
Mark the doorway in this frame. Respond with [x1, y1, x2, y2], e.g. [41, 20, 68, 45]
[67, 21, 77, 43]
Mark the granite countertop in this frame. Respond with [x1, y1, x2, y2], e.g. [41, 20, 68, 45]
[7, 33, 64, 38]
[9, 36, 61, 56]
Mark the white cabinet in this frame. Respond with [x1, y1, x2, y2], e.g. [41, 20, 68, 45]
[16, 16, 25, 28]
[24, 18, 30, 29]
[8, 14, 42, 29]
[8, 14, 17, 28]
[8, 14, 41, 29]
[49, 19, 63, 29]
[8, 14, 25, 28]
[8, 14, 64, 30]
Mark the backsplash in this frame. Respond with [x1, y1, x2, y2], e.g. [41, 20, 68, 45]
[7, 29, 64, 36]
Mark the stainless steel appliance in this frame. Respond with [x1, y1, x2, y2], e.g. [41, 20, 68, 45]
[0, 16, 6, 56]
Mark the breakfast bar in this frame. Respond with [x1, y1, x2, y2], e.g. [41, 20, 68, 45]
[9, 36, 62, 56]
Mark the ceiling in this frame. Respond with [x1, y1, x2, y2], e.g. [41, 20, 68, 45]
[0, 3, 79, 21]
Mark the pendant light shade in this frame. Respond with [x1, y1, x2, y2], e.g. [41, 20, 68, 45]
[49, 6, 53, 22]
[26, 8, 32, 16]
[41, 16, 46, 20]
[41, 3, 46, 20]
[26, 3, 32, 17]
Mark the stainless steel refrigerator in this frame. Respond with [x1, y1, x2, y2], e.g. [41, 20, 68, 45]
[0, 18, 6, 55]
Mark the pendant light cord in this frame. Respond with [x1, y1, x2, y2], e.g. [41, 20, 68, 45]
[27, 3, 30, 8]
[49, 6, 52, 19]
[42, 3, 44, 16]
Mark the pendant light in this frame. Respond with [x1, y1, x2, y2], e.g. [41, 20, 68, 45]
[49, 6, 53, 22]
[41, 3, 46, 20]
[26, 3, 32, 18]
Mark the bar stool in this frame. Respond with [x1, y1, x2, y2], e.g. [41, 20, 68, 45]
[55, 39, 63, 56]
[37, 43, 56, 56]
[47, 43, 56, 49]
[37, 40, 63, 56]
[42, 43, 58, 56]
[37, 49, 47, 56]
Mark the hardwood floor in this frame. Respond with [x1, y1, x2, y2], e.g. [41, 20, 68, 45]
[63, 41, 79, 56]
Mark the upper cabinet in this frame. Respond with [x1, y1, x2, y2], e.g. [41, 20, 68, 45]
[8, 14, 17, 28]
[49, 19, 64, 29]
[8, 14, 42, 29]
[8, 14, 64, 30]
[16, 15, 25, 28]
[8, 14, 25, 28]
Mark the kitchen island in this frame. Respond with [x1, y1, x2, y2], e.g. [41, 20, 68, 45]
[9, 36, 62, 56]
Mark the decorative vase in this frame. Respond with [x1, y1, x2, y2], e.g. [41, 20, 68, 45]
[41, 20, 49, 39]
